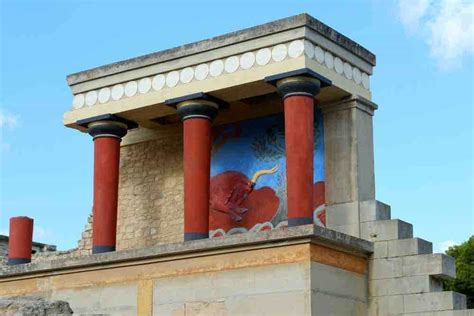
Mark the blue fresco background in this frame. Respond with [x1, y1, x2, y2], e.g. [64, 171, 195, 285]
[211, 109, 325, 213]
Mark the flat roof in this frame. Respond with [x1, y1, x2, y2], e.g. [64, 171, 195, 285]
[66, 13, 375, 87]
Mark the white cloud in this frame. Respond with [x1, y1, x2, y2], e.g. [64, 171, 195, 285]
[0, 109, 19, 129]
[0, 109, 19, 153]
[397, 0, 474, 70]
[398, 0, 431, 33]
[436, 240, 457, 253]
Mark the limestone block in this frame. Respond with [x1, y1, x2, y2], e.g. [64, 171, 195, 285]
[311, 291, 367, 316]
[373, 241, 389, 259]
[402, 253, 456, 279]
[403, 291, 466, 313]
[359, 200, 391, 222]
[311, 262, 367, 301]
[370, 257, 403, 279]
[387, 238, 433, 258]
[326, 201, 359, 227]
[327, 223, 360, 237]
[369, 275, 442, 296]
[360, 219, 413, 242]
[368, 295, 404, 316]
[401, 310, 474, 316]
[52, 283, 137, 315]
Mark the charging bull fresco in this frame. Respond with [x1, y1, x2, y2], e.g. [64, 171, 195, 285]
[209, 111, 325, 238]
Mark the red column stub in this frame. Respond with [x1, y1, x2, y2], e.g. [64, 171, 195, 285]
[277, 76, 322, 226]
[8, 216, 33, 265]
[175, 98, 219, 241]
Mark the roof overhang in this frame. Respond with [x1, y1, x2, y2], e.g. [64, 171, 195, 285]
[64, 13, 375, 132]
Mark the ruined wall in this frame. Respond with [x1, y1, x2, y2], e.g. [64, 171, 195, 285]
[77, 126, 184, 252]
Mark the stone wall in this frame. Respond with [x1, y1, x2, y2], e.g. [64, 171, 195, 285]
[77, 126, 184, 253]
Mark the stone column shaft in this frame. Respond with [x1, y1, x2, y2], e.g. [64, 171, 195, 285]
[321, 96, 377, 237]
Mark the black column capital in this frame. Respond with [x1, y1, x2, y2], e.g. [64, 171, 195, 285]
[265, 68, 331, 100]
[76, 114, 138, 140]
[165, 92, 226, 121]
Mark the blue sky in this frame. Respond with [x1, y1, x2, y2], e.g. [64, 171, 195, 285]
[0, 0, 472, 251]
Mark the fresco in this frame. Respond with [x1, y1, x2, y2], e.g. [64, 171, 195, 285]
[209, 111, 325, 237]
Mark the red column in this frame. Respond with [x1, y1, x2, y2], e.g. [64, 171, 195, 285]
[284, 96, 315, 225]
[92, 136, 121, 253]
[8, 216, 33, 265]
[272, 75, 321, 227]
[171, 96, 219, 241]
[183, 118, 212, 241]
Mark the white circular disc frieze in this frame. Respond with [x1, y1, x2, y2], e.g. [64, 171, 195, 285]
[324, 51, 334, 69]
[85, 90, 98, 107]
[256, 48, 271, 65]
[314, 46, 324, 63]
[195, 64, 209, 81]
[72, 94, 85, 109]
[288, 40, 304, 58]
[224, 56, 239, 73]
[240, 52, 255, 70]
[180, 67, 194, 84]
[166, 71, 180, 88]
[353, 68, 362, 85]
[152, 74, 166, 91]
[111, 84, 124, 101]
[210, 60, 224, 77]
[334, 57, 343, 74]
[304, 40, 315, 59]
[124, 81, 138, 97]
[272, 44, 287, 62]
[362, 73, 370, 89]
[138, 78, 152, 94]
[98, 87, 111, 104]
[343, 62, 353, 80]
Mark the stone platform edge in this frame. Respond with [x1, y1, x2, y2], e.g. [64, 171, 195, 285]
[0, 224, 372, 278]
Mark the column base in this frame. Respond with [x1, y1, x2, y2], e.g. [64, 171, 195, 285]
[184, 232, 209, 241]
[92, 245, 116, 254]
[288, 217, 313, 227]
[7, 258, 31, 265]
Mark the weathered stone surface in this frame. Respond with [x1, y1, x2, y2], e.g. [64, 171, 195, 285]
[0, 296, 72, 315]
[369, 275, 442, 296]
[404, 291, 466, 313]
[361, 219, 413, 242]
[0, 224, 372, 277]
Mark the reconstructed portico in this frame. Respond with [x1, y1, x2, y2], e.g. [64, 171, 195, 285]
[1, 13, 471, 316]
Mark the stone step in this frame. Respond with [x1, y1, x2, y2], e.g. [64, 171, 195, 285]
[360, 200, 392, 222]
[370, 254, 456, 280]
[373, 238, 433, 259]
[403, 253, 456, 279]
[401, 309, 474, 315]
[369, 292, 467, 316]
[404, 291, 467, 314]
[361, 219, 413, 242]
[370, 275, 443, 297]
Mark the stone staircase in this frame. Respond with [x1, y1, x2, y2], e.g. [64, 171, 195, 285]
[363, 201, 472, 315]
